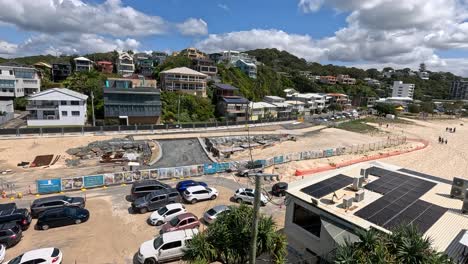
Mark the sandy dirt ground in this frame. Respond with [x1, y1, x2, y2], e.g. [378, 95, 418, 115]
[5, 185, 238, 264]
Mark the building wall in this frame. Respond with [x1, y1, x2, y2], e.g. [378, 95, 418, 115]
[27, 101, 87, 126]
[450, 81, 468, 100]
[160, 73, 207, 97]
[392, 81, 415, 98]
[0, 100, 14, 113]
[0, 66, 41, 98]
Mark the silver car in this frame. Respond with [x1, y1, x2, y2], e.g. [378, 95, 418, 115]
[203, 205, 230, 224]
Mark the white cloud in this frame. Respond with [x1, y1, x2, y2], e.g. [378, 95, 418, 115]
[298, 0, 323, 13]
[177, 18, 208, 36]
[218, 4, 229, 11]
[0, 40, 18, 56]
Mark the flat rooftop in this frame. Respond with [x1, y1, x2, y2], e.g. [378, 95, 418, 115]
[287, 161, 468, 260]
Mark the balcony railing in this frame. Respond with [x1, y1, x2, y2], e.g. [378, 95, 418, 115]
[28, 116, 60, 120]
[26, 104, 59, 110]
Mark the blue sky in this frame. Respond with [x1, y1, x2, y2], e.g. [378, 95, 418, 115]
[0, 0, 467, 76]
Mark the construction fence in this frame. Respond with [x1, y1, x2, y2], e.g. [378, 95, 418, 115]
[34, 136, 408, 194]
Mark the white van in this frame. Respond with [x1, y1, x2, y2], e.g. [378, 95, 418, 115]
[137, 228, 198, 264]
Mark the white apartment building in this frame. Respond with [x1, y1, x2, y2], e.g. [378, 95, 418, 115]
[0, 64, 41, 99]
[73, 57, 93, 72]
[418, 71, 430, 80]
[249, 102, 277, 120]
[392, 81, 415, 99]
[27, 88, 88, 127]
[159, 67, 208, 97]
[117, 52, 135, 75]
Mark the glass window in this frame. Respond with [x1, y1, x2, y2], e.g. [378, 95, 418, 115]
[157, 206, 168, 215]
[153, 236, 164, 249]
[293, 203, 321, 237]
[61, 101, 67, 105]
[161, 241, 182, 250]
[71, 111, 80, 116]
[61, 111, 67, 116]
[169, 193, 179, 198]
[71, 101, 79, 105]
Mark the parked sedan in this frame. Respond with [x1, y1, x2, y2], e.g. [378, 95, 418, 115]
[0, 223, 22, 248]
[30, 195, 85, 218]
[234, 188, 268, 206]
[175, 180, 207, 193]
[6, 248, 62, 264]
[203, 205, 230, 224]
[182, 186, 218, 204]
[148, 203, 187, 226]
[36, 207, 89, 230]
[160, 213, 200, 234]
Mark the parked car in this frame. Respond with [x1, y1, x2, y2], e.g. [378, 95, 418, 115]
[0, 203, 16, 211]
[148, 203, 187, 226]
[36, 207, 89, 230]
[137, 229, 198, 264]
[0, 222, 22, 248]
[0, 244, 5, 263]
[203, 205, 230, 224]
[175, 180, 207, 193]
[6, 248, 62, 264]
[131, 188, 180, 214]
[160, 212, 200, 234]
[182, 186, 218, 204]
[234, 188, 268, 206]
[130, 180, 171, 201]
[0, 208, 32, 230]
[30, 195, 85, 218]
[271, 182, 288, 197]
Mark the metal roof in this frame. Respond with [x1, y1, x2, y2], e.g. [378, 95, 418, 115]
[28, 88, 88, 100]
[214, 83, 239, 91]
[160, 67, 208, 77]
[221, 96, 249, 104]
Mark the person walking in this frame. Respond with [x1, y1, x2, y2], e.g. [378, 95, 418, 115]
[445, 139, 448, 144]
[454, 127, 456, 133]
[438, 136, 442, 143]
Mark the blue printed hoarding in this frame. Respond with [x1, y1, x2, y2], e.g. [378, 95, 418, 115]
[204, 163, 218, 174]
[37, 178, 61, 194]
[274, 156, 284, 164]
[217, 162, 231, 172]
[83, 175, 104, 188]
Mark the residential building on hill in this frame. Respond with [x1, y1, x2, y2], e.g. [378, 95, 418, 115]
[73, 57, 93, 72]
[159, 67, 208, 97]
[284, 161, 468, 263]
[0, 63, 41, 99]
[263, 96, 291, 118]
[391, 81, 414, 99]
[327, 93, 350, 107]
[336, 74, 356, 85]
[103, 79, 161, 125]
[450, 80, 468, 100]
[213, 83, 238, 98]
[151, 51, 168, 64]
[364, 78, 381, 86]
[179, 47, 207, 59]
[52, 63, 71, 82]
[320, 76, 337, 85]
[116, 52, 135, 75]
[33, 62, 52, 79]
[106, 75, 156, 89]
[285, 89, 327, 114]
[26, 88, 87, 127]
[134, 53, 155, 77]
[249, 102, 277, 120]
[217, 96, 249, 122]
[191, 58, 217, 77]
[418, 71, 430, 80]
[96, 61, 113, 74]
[208, 53, 223, 63]
[236, 59, 257, 79]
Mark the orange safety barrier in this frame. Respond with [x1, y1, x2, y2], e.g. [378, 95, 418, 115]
[295, 138, 429, 176]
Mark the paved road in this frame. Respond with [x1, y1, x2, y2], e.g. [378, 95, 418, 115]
[153, 138, 211, 168]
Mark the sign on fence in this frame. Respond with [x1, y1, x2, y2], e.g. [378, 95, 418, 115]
[37, 178, 61, 194]
[83, 175, 104, 188]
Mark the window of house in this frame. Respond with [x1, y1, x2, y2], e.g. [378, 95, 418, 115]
[293, 203, 321, 237]
[62, 111, 68, 116]
[71, 111, 80, 116]
[71, 101, 79, 105]
[61, 101, 67, 105]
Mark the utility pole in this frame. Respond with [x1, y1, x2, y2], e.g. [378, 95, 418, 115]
[91, 91, 96, 126]
[177, 94, 181, 125]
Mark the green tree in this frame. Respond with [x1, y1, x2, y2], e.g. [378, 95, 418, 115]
[419, 63, 426, 72]
[420, 102, 434, 113]
[374, 103, 397, 116]
[160, 92, 214, 123]
[183, 205, 287, 264]
[408, 104, 421, 113]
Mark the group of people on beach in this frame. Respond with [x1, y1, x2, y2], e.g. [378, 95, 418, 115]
[446, 127, 456, 133]
[438, 136, 448, 144]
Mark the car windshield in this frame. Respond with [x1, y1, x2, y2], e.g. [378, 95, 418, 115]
[153, 236, 164, 249]
[169, 217, 180, 226]
[206, 188, 211, 192]
[7, 254, 23, 264]
[65, 196, 73, 202]
[157, 206, 168, 215]
[206, 209, 217, 216]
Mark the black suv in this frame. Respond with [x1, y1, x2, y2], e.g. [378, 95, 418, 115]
[271, 182, 288, 196]
[131, 188, 180, 214]
[0, 208, 32, 230]
[130, 180, 171, 201]
[37, 207, 90, 230]
[30, 195, 85, 218]
[0, 222, 22, 247]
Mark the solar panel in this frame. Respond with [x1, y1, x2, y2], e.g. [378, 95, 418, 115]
[300, 174, 354, 198]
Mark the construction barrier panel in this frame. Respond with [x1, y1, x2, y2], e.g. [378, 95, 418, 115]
[36, 178, 62, 194]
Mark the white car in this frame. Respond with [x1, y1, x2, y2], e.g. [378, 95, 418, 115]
[203, 205, 230, 224]
[6, 248, 62, 264]
[0, 244, 5, 263]
[234, 188, 268, 206]
[183, 186, 218, 204]
[137, 228, 198, 264]
[148, 203, 187, 226]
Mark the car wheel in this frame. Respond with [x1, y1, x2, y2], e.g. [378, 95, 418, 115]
[140, 208, 148, 214]
[191, 199, 198, 204]
[210, 195, 217, 200]
[236, 198, 243, 204]
[42, 225, 49, 230]
[144, 258, 157, 264]
[156, 221, 163, 226]
[75, 219, 82, 224]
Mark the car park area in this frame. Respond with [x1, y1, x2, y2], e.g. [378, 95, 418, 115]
[0, 174, 287, 264]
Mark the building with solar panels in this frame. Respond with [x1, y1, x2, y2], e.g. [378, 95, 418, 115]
[284, 161, 468, 263]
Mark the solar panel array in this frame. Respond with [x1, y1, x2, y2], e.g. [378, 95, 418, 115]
[300, 174, 354, 198]
[355, 167, 445, 233]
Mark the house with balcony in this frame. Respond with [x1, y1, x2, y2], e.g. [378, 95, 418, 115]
[213, 83, 238, 98]
[217, 96, 250, 122]
[236, 59, 257, 79]
[151, 51, 168, 65]
[179, 47, 207, 59]
[73, 57, 93, 72]
[208, 53, 223, 63]
[134, 53, 155, 77]
[106, 75, 157, 89]
[104, 79, 161, 125]
[116, 52, 135, 75]
[26, 88, 87, 127]
[96, 61, 113, 74]
[159, 67, 208, 97]
[263, 96, 291, 118]
[0, 63, 41, 99]
[284, 89, 327, 115]
[249, 102, 277, 120]
[336, 74, 356, 85]
[52, 63, 71, 82]
[391, 81, 414, 99]
[418, 71, 430, 80]
[320, 76, 337, 85]
[327, 93, 350, 108]
[192, 58, 217, 77]
[33, 62, 52, 79]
